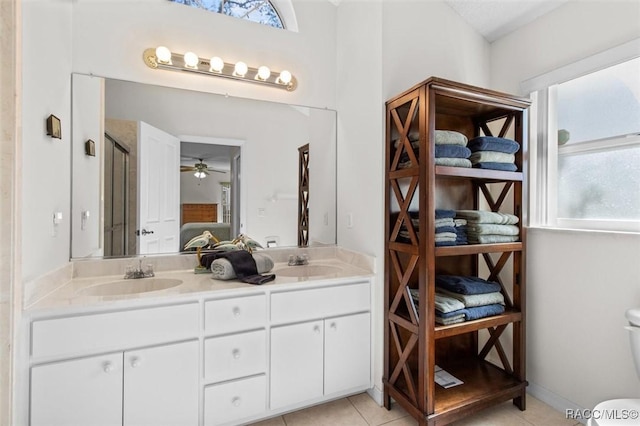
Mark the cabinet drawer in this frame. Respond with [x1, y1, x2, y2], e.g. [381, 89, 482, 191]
[204, 375, 266, 426]
[204, 294, 266, 335]
[271, 281, 370, 324]
[31, 303, 199, 359]
[204, 330, 266, 383]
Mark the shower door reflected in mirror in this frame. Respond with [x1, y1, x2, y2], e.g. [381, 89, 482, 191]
[104, 134, 129, 257]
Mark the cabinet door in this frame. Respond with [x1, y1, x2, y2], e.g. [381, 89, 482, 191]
[325, 312, 371, 395]
[30, 353, 123, 426]
[123, 340, 199, 426]
[270, 320, 324, 409]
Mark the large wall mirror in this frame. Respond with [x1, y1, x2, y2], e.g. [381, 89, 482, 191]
[71, 74, 337, 259]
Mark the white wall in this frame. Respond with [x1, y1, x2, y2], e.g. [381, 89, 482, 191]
[490, 0, 640, 412]
[22, 0, 73, 283]
[336, 0, 491, 399]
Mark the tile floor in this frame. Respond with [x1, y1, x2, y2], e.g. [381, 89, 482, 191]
[252, 393, 582, 426]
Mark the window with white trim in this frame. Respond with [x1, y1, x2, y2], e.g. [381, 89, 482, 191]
[169, 0, 285, 29]
[526, 44, 640, 233]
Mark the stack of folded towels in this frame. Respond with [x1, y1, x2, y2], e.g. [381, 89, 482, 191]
[434, 275, 505, 325]
[435, 130, 471, 168]
[435, 209, 457, 247]
[467, 136, 520, 172]
[396, 211, 419, 244]
[454, 218, 468, 245]
[455, 210, 520, 244]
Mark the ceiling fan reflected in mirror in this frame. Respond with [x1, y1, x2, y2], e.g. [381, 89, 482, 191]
[180, 158, 226, 179]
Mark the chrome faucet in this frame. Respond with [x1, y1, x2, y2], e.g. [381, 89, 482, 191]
[288, 253, 309, 266]
[124, 259, 155, 279]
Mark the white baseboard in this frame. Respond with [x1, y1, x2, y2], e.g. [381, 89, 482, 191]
[367, 385, 384, 406]
[527, 382, 589, 425]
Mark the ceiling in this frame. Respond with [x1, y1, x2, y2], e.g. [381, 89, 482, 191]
[444, 0, 569, 42]
[180, 142, 233, 172]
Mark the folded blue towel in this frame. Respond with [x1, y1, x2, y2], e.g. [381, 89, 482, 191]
[435, 225, 456, 234]
[435, 240, 457, 247]
[464, 303, 505, 321]
[436, 303, 505, 321]
[473, 162, 518, 172]
[435, 209, 455, 219]
[468, 136, 520, 154]
[435, 145, 471, 159]
[435, 275, 501, 295]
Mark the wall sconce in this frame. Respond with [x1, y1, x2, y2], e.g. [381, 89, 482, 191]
[143, 47, 297, 91]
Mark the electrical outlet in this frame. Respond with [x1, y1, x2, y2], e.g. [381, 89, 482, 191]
[347, 212, 354, 229]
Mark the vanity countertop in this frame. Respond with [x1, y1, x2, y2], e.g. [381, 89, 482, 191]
[26, 252, 374, 315]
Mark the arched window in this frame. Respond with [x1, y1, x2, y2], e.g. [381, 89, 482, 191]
[170, 0, 285, 29]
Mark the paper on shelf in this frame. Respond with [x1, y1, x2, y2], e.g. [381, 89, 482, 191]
[435, 365, 463, 388]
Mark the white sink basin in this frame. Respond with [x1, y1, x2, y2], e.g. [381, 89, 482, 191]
[77, 278, 183, 296]
[274, 264, 342, 277]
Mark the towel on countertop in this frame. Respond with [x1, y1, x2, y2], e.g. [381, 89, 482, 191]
[434, 293, 465, 313]
[466, 223, 520, 236]
[455, 210, 519, 225]
[468, 235, 519, 244]
[205, 250, 275, 285]
[435, 145, 471, 159]
[468, 136, 520, 154]
[469, 151, 515, 164]
[437, 288, 505, 308]
[435, 130, 468, 146]
[210, 252, 275, 280]
[435, 275, 502, 295]
[473, 162, 518, 172]
[435, 157, 472, 168]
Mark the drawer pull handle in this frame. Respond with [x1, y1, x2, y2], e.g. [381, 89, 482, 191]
[330, 322, 337, 330]
[313, 325, 321, 334]
[130, 357, 142, 368]
[103, 362, 116, 373]
[232, 307, 241, 317]
[232, 397, 241, 407]
[232, 349, 241, 360]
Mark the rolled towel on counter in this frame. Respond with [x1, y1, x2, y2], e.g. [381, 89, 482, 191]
[211, 252, 275, 280]
[467, 136, 520, 154]
[435, 130, 468, 146]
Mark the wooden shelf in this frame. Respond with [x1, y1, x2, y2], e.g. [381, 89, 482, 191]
[384, 77, 529, 425]
[431, 358, 527, 423]
[435, 242, 522, 256]
[435, 310, 522, 339]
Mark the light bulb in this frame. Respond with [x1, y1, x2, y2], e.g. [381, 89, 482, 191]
[183, 51, 199, 69]
[209, 56, 224, 73]
[234, 61, 248, 77]
[256, 66, 271, 81]
[155, 46, 172, 64]
[277, 70, 292, 85]
[194, 171, 206, 179]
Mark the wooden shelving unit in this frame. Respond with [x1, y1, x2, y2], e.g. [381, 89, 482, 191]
[383, 77, 531, 425]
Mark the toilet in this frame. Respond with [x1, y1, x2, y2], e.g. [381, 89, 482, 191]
[587, 308, 640, 426]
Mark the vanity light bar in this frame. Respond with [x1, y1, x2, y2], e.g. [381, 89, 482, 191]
[143, 47, 297, 91]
